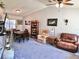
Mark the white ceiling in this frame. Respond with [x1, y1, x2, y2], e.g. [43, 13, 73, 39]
[2, 0, 79, 17]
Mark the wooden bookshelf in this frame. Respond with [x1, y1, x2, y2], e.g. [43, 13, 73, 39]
[31, 20, 39, 39]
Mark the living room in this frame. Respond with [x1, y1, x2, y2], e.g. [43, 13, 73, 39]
[0, 0, 79, 59]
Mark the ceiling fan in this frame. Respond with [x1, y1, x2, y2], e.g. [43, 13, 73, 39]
[46, 0, 74, 7]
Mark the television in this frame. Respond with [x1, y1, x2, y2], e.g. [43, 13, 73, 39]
[47, 18, 58, 26]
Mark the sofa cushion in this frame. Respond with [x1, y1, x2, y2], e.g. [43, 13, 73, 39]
[60, 33, 78, 42]
[57, 41, 77, 50]
[62, 38, 76, 43]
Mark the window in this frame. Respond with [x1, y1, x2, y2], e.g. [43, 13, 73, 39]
[5, 18, 16, 30]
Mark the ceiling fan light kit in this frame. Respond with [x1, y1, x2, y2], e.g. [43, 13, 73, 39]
[47, 0, 74, 8]
[55, 3, 63, 8]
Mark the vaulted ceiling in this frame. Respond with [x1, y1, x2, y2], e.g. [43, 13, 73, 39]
[2, 0, 79, 17]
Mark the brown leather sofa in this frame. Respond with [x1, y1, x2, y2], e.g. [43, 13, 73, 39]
[56, 33, 78, 53]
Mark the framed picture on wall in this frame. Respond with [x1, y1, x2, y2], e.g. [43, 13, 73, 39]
[47, 18, 58, 26]
[25, 21, 31, 25]
[25, 21, 28, 25]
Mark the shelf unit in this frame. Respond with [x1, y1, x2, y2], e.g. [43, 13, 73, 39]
[31, 20, 39, 39]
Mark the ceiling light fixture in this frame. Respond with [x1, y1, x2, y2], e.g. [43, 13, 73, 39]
[16, 9, 21, 13]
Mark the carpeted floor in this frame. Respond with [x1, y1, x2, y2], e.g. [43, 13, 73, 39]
[12, 38, 79, 59]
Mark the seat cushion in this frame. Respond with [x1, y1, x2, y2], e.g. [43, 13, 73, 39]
[62, 38, 76, 43]
[57, 41, 77, 50]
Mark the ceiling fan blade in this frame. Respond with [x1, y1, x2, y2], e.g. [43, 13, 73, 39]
[48, 0, 52, 2]
[63, 0, 71, 2]
[46, 3, 55, 6]
[64, 3, 74, 5]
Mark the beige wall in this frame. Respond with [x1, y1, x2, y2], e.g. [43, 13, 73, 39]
[24, 7, 79, 37]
